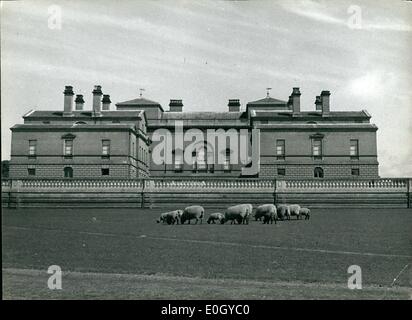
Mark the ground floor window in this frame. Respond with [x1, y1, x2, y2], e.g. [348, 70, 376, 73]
[101, 168, 110, 176]
[351, 168, 360, 176]
[314, 167, 324, 178]
[208, 164, 214, 173]
[277, 168, 286, 176]
[28, 168, 36, 176]
[174, 153, 183, 172]
[64, 166, 73, 178]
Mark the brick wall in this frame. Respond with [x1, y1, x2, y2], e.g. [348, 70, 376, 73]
[260, 164, 379, 179]
[9, 128, 152, 179]
[9, 164, 131, 178]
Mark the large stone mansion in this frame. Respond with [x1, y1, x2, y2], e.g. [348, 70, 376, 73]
[8, 85, 379, 179]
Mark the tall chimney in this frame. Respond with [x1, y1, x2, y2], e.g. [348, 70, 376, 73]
[169, 99, 183, 112]
[315, 95, 322, 111]
[92, 85, 103, 116]
[228, 99, 240, 112]
[287, 95, 292, 109]
[102, 94, 111, 111]
[63, 85, 74, 116]
[291, 87, 301, 115]
[75, 94, 85, 111]
[320, 90, 330, 115]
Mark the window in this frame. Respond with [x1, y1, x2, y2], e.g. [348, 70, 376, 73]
[277, 168, 286, 176]
[63, 167, 73, 178]
[190, 149, 197, 172]
[314, 167, 324, 178]
[196, 147, 207, 171]
[209, 164, 215, 173]
[223, 160, 231, 172]
[29, 140, 37, 157]
[350, 139, 359, 160]
[312, 139, 322, 160]
[174, 152, 183, 172]
[276, 140, 285, 160]
[64, 140, 73, 157]
[351, 168, 360, 176]
[223, 148, 231, 172]
[101, 168, 110, 176]
[28, 165, 36, 176]
[102, 140, 110, 158]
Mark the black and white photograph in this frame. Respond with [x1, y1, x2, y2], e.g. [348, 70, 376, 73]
[1, 0, 411, 305]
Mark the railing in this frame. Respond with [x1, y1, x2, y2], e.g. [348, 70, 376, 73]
[1, 177, 410, 192]
[279, 178, 408, 191]
[2, 179, 11, 188]
[145, 178, 274, 191]
[8, 179, 144, 190]
[2, 177, 411, 208]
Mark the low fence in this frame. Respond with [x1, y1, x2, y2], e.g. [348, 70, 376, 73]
[2, 177, 411, 209]
[276, 178, 411, 208]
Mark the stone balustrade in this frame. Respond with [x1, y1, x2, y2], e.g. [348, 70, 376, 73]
[2, 179, 11, 188]
[1, 177, 411, 208]
[15, 179, 143, 190]
[1, 178, 410, 192]
[278, 178, 408, 192]
[145, 178, 274, 192]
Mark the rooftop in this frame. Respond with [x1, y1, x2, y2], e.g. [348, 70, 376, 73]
[247, 96, 288, 105]
[116, 97, 161, 106]
[160, 111, 245, 120]
[11, 123, 137, 131]
[253, 110, 371, 120]
[23, 110, 145, 119]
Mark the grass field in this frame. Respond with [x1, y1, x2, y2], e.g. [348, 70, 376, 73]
[2, 207, 412, 299]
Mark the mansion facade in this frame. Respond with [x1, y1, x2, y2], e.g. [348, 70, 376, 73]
[8, 85, 379, 179]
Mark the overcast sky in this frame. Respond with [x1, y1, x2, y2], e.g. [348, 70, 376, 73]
[1, 0, 411, 177]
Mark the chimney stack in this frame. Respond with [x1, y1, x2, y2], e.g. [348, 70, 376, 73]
[102, 94, 111, 111]
[228, 99, 240, 112]
[63, 85, 74, 116]
[169, 99, 183, 112]
[92, 85, 103, 116]
[287, 95, 292, 108]
[320, 90, 330, 115]
[291, 87, 301, 115]
[315, 96, 322, 111]
[75, 94, 85, 111]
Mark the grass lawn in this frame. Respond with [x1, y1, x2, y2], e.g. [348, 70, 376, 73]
[2, 207, 412, 299]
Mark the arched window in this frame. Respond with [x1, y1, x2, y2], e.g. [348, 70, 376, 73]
[74, 121, 87, 125]
[64, 167, 73, 178]
[196, 144, 207, 171]
[191, 142, 213, 173]
[314, 167, 324, 178]
[173, 149, 183, 172]
[224, 148, 231, 172]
